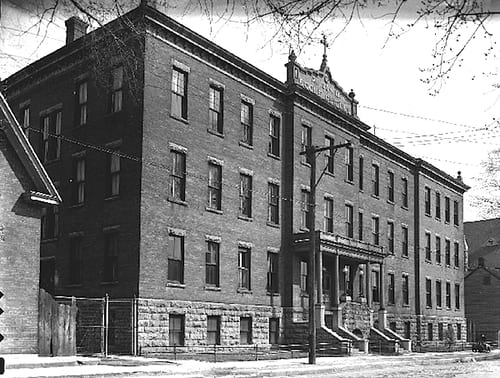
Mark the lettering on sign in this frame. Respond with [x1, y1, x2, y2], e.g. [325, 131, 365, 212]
[0, 224, 5, 242]
[294, 67, 352, 115]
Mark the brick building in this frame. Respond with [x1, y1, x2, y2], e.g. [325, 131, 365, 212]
[3, 4, 469, 354]
[0, 93, 60, 353]
[464, 218, 500, 342]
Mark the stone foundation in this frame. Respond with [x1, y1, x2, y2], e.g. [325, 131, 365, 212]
[341, 302, 371, 338]
[137, 299, 282, 355]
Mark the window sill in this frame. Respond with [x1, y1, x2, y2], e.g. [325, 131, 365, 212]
[299, 227, 310, 232]
[238, 215, 253, 222]
[69, 203, 85, 209]
[204, 286, 221, 291]
[425, 213, 431, 218]
[301, 161, 311, 168]
[237, 288, 252, 294]
[239, 141, 254, 150]
[101, 281, 119, 286]
[267, 291, 280, 297]
[166, 282, 186, 288]
[206, 207, 223, 215]
[387, 200, 395, 205]
[41, 237, 59, 244]
[425, 259, 432, 264]
[266, 221, 280, 229]
[267, 152, 280, 161]
[207, 128, 224, 138]
[344, 179, 354, 185]
[371, 194, 380, 200]
[402, 304, 410, 308]
[168, 198, 188, 206]
[435, 217, 441, 222]
[106, 110, 123, 117]
[104, 195, 120, 202]
[170, 114, 189, 124]
[402, 255, 409, 259]
[325, 172, 335, 178]
[44, 158, 61, 165]
[401, 205, 408, 211]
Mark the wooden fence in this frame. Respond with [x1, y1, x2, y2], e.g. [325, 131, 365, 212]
[38, 289, 77, 356]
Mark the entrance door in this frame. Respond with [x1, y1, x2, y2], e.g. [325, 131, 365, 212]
[40, 257, 56, 294]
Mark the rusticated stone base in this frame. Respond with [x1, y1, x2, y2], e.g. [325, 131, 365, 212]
[137, 299, 282, 355]
[341, 301, 371, 339]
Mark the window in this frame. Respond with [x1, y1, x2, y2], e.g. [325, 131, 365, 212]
[241, 101, 253, 145]
[345, 204, 354, 238]
[171, 67, 187, 119]
[76, 81, 88, 125]
[206, 241, 219, 287]
[301, 125, 312, 164]
[478, 257, 485, 267]
[371, 216, 379, 245]
[268, 183, 279, 225]
[167, 233, 184, 284]
[372, 270, 380, 302]
[438, 323, 444, 341]
[454, 242, 460, 268]
[435, 192, 441, 219]
[325, 136, 334, 174]
[207, 316, 220, 345]
[269, 115, 280, 157]
[20, 105, 30, 137]
[446, 282, 451, 309]
[387, 171, 394, 202]
[425, 232, 431, 261]
[72, 155, 85, 205]
[300, 260, 308, 293]
[324, 198, 334, 233]
[208, 162, 222, 210]
[402, 274, 409, 306]
[445, 239, 451, 266]
[345, 145, 354, 182]
[453, 200, 459, 226]
[41, 110, 62, 162]
[267, 252, 279, 293]
[111, 66, 123, 113]
[107, 149, 120, 197]
[404, 321, 411, 339]
[387, 221, 394, 254]
[359, 156, 364, 191]
[301, 189, 311, 229]
[209, 85, 223, 134]
[401, 177, 408, 208]
[402, 226, 408, 257]
[426, 278, 432, 308]
[436, 280, 442, 308]
[170, 150, 186, 201]
[169, 315, 184, 346]
[424, 187, 431, 216]
[455, 284, 460, 309]
[69, 236, 82, 285]
[428, 323, 433, 341]
[456, 324, 462, 340]
[103, 232, 119, 283]
[435, 236, 442, 264]
[388, 272, 395, 305]
[41, 204, 59, 240]
[372, 164, 379, 196]
[238, 246, 251, 290]
[240, 317, 252, 344]
[358, 211, 364, 241]
[389, 322, 397, 332]
[269, 318, 279, 345]
[445, 196, 450, 222]
[239, 174, 252, 218]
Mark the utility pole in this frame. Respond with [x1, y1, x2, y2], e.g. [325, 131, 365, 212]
[301, 141, 351, 365]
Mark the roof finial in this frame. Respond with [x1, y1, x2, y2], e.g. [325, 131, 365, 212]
[320, 33, 329, 72]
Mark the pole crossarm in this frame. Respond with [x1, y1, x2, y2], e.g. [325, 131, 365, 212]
[299, 141, 352, 156]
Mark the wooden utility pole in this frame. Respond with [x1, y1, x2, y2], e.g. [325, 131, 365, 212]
[301, 141, 351, 364]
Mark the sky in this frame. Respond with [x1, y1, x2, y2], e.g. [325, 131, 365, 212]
[1, 0, 500, 221]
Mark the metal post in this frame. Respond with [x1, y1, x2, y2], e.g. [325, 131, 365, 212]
[104, 293, 109, 357]
[307, 146, 317, 365]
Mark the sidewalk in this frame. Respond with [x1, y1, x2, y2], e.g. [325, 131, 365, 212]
[2, 349, 500, 377]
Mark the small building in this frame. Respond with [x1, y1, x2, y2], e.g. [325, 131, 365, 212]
[0, 92, 61, 353]
[464, 218, 500, 341]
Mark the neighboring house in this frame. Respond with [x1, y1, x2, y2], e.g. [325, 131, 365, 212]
[0, 92, 61, 353]
[464, 218, 500, 341]
[3, 4, 469, 355]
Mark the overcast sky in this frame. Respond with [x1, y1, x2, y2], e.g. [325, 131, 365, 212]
[2, 0, 500, 221]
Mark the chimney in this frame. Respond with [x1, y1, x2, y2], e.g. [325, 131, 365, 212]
[65, 16, 88, 44]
